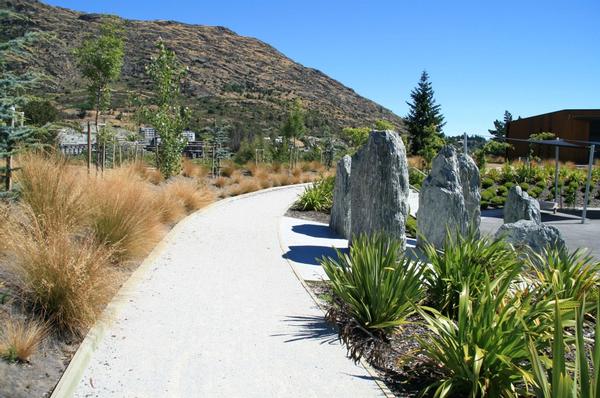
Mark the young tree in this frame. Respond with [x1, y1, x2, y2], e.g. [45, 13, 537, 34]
[419, 124, 445, 166]
[342, 126, 370, 151]
[405, 71, 445, 154]
[374, 119, 394, 131]
[74, 19, 124, 130]
[144, 40, 189, 178]
[488, 110, 513, 139]
[281, 98, 305, 168]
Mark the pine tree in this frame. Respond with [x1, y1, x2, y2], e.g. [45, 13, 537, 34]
[0, 10, 40, 192]
[405, 71, 445, 154]
[488, 110, 513, 139]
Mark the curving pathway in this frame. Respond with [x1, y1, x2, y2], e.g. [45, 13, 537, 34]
[57, 185, 384, 398]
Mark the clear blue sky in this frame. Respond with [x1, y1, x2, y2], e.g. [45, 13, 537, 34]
[45, 0, 600, 137]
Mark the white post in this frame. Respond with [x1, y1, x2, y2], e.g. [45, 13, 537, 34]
[554, 145, 560, 203]
[582, 144, 595, 224]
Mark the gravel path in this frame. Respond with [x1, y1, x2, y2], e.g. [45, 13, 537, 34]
[65, 186, 384, 398]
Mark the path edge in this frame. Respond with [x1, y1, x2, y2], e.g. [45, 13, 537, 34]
[276, 216, 396, 398]
[51, 184, 309, 398]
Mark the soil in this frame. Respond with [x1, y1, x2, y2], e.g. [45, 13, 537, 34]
[285, 208, 330, 224]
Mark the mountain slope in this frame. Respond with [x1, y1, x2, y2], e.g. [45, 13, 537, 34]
[1, 0, 405, 141]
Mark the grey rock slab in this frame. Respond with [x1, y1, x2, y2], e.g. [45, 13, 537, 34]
[417, 146, 469, 248]
[350, 130, 409, 248]
[458, 153, 481, 232]
[71, 186, 384, 398]
[329, 155, 352, 238]
[495, 219, 565, 253]
[504, 185, 542, 224]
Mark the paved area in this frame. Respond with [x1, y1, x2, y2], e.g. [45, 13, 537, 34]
[481, 209, 600, 259]
[69, 186, 383, 398]
[280, 216, 418, 281]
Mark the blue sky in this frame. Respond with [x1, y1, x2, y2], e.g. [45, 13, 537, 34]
[46, 0, 600, 137]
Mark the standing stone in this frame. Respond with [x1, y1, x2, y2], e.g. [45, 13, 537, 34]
[417, 146, 469, 248]
[330, 155, 352, 238]
[458, 153, 481, 233]
[504, 185, 541, 224]
[495, 219, 564, 253]
[350, 130, 409, 248]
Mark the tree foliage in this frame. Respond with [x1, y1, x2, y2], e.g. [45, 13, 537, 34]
[281, 98, 305, 167]
[74, 19, 124, 127]
[488, 110, 513, 139]
[144, 41, 189, 178]
[405, 71, 445, 155]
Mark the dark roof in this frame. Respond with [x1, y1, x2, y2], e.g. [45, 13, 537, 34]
[509, 109, 600, 123]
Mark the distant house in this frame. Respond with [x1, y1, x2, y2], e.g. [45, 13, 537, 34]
[183, 130, 196, 142]
[507, 109, 600, 163]
[139, 127, 156, 145]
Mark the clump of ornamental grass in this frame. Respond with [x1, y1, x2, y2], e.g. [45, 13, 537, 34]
[293, 175, 334, 212]
[0, 316, 47, 362]
[181, 158, 208, 179]
[16, 152, 89, 232]
[228, 178, 260, 196]
[272, 172, 291, 187]
[213, 176, 228, 188]
[90, 168, 164, 260]
[163, 177, 215, 212]
[5, 207, 114, 334]
[153, 186, 187, 225]
[220, 161, 236, 177]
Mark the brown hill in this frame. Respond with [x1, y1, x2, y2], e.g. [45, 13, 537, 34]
[1, 0, 404, 142]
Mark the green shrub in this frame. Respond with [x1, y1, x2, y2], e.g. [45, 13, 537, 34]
[490, 196, 505, 207]
[409, 168, 425, 189]
[530, 186, 543, 198]
[536, 180, 547, 189]
[503, 181, 515, 190]
[481, 189, 495, 202]
[496, 185, 508, 196]
[520, 182, 530, 191]
[480, 200, 489, 209]
[422, 231, 519, 319]
[481, 177, 494, 189]
[293, 175, 334, 212]
[321, 234, 425, 333]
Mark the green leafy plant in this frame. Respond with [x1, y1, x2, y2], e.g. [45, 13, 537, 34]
[527, 247, 600, 309]
[321, 233, 425, 333]
[422, 231, 519, 319]
[293, 175, 334, 212]
[528, 296, 600, 398]
[419, 278, 537, 398]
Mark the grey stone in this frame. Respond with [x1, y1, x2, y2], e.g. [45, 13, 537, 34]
[458, 153, 481, 232]
[350, 130, 409, 248]
[495, 219, 565, 253]
[504, 186, 541, 224]
[417, 146, 470, 248]
[330, 155, 352, 238]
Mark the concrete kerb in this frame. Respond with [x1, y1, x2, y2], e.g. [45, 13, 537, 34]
[276, 215, 395, 398]
[51, 183, 311, 398]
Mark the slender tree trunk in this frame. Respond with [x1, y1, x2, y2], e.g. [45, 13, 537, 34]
[87, 120, 92, 174]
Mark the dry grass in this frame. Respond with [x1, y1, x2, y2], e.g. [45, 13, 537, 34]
[220, 161, 236, 177]
[153, 187, 187, 225]
[5, 209, 114, 334]
[230, 170, 243, 184]
[408, 156, 425, 170]
[228, 178, 261, 196]
[0, 316, 47, 362]
[272, 172, 291, 187]
[162, 177, 215, 212]
[291, 166, 302, 178]
[16, 153, 89, 232]
[308, 161, 324, 173]
[182, 158, 208, 179]
[90, 168, 164, 260]
[213, 176, 228, 188]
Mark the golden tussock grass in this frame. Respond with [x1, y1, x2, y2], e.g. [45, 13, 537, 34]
[153, 186, 187, 225]
[16, 153, 90, 232]
[308, 161, 324, 173]
[182, 158, 208, 179]
[90, 168, 165, 260]
[162, 178, 215, 213]
[291, 167, 302, 178]
[220, 161, 236, 177]
[272, 172, 291, 187]
[213, 176, 228, 188]
[228, 178, 261, 196]
[301, 174, 314, 183]
[270, 162, 283, 173]
[0, 316, 47, 362]
[407, 156, 425, 170]
[229, 170, 243, 184]
[5, 209, 114, 334]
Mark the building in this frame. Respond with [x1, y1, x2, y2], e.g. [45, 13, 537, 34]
[139, 127, 156, 145]
[506, 109, 600, 163]
[183, 130, 196, 142]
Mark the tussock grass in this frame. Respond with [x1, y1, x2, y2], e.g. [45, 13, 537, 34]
[163, 177, 215, 212]
[228, 178, 260, 196]
[16, 153, 89, 232]
[213, 176, 228, 188]
[182, 158, 208, 179]
[0, 316, 47, 362]
[90, 169, 164, 260]
[220, 161, 236, 177]
[6, 209, 114, 334]
[229, 170, 243, 184]
[154, 186, 187, 225]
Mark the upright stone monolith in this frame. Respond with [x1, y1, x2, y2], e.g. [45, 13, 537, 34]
[458, 153, 481, 233]
[350, 130, 409, 248]
[504, 185, 541, 224]
[330, 155, 352, 238]
[417, 146, 474, 248]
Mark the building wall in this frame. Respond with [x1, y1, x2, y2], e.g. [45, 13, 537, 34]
[506, 110, 599, 163]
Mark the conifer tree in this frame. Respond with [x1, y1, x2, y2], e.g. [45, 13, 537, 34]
[488, 110, 513, 139]
[405, 71, 445, 155]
